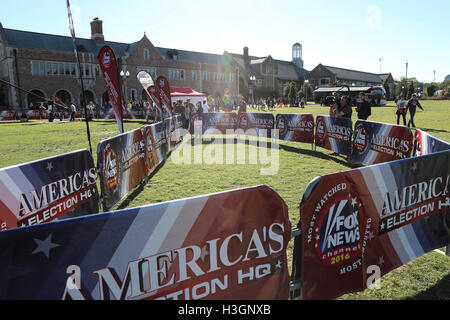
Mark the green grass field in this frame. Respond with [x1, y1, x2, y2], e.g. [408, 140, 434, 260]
[0, 100, 449, 300]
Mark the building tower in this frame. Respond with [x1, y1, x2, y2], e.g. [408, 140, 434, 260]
[292, 43, 303, 68]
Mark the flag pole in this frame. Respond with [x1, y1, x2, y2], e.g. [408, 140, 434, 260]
[66, 0, 93, 155]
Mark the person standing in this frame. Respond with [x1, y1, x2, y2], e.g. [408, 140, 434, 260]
[356, 93, 371, 120]
[238, 99, 247, 114]
[48, 101, 54, 122]
[300, 97, 305, 109]
[406, 94, 424, 128]
[196, 101, 203, 114]
[202, 100, 209, 113]
[70, 102, 77, 121]
[395, 95, 407, 126]
[330, 96, 352, 159]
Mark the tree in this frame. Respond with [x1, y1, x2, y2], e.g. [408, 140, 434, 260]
[426, 83, 438, 97]
[239, 75, 249, 100]
[406, 81, 415, 99]
[288, 82, 297, 104]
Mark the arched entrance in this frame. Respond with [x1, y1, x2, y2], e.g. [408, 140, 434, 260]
[80, 90, 95, 107]
[27, 89, 46, 108]
[0, 84, 8, 107]
[102, 91, 110, 107]
[55, 89, 72, 106]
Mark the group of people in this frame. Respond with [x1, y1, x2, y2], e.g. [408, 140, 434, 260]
[170, 98, 248, 129]
[329, 92, 371, 121]
[395, 94, 424, 127]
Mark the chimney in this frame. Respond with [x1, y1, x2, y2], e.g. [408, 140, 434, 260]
[90, 17, 104, 45]
[243, 47, 249, 62]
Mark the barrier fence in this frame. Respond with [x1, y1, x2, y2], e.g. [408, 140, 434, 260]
[0, 112, 449, 300]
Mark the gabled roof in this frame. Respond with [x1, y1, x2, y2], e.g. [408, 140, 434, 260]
[250, 57, 268, 64]
[378, 73, 393, 81]
[157, 47, 228, 65]
[0, 26, 234, 67]
[228, 52, 308, 81]
[323, 65, 382, 83]
[276, 59, 308, 81]
[2, 28, 131, 56]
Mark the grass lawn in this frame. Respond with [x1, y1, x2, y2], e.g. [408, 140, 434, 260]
[0, 100, 449, 300]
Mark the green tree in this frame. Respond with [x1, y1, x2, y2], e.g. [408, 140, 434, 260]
[239, 75, 249, 100]
[288, 82, 296, 104]
[407, 81, 415, 99]
[426, 83, 438, 97]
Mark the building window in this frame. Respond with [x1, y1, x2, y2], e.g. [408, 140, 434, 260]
[144, 49, 149, 61]
[319, 78, 331, 85]
[95, 65, 100, 77]
[131, 89, 137, 101]
[85, 63, 90, 77]
[192, 70, 197, 81]
[46, 63, 52, 76]
[169, 69, 185, 81]
[137, 67, 157, 79]
[58, 64, 64, 75]
[31, 61, 39, 75]
[39, 62, 45, 75]
[201, 71, 209, 81]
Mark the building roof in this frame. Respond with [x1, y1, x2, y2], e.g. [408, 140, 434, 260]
[157, 47, 227, 65]
[0, 26, 233, 67]
[323, 65, 383, 84]
[228, 52, 308, 81]
[378, 73, 393, 81]
[314, 86, 372, 93]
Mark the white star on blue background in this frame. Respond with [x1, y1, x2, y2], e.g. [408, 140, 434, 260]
[46, 162, 53, 172]
[32, 234, 60, 259]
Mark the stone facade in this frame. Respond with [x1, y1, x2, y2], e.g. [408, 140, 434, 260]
[0, 19, 239, 110]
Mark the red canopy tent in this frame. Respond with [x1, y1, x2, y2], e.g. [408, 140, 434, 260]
[170, 87, 207, 106]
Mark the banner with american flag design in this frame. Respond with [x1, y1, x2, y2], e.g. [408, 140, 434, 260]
[351, 120, 413, 165]
[143, 121, 168, 176]
[97, 129, 147, 211]
[237, 113, 274, 137]
[297, 149, 450, 300]
[0, 185, 291, 300]
[413, 129, 450, 156]
[314, 115, 353, 156]
[189, 113, 238, 135]
[0, 149, 99, 231]
[276, 114, 314, 144]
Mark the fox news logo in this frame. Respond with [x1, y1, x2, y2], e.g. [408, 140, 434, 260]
[104, 148, 119, 190]
[353, 124, 368, 152]
[316, 119, 325, 140]
[102, 52, 111, 68]
[315, 196, 362, 265]
[276, 116, 287, 136]
[239, 113, 249, 129]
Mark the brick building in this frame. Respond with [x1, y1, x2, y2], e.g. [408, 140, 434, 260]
[0, 18, 307, 110]
[0, 18, 240, 110]
[226, 43, 308, 98]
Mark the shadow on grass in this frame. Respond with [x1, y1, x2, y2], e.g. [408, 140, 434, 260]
[408, 273, 450, 300]
[113, 136, 360, 211]
[187, 136, 361, 170]
[417, 127, 450, 134]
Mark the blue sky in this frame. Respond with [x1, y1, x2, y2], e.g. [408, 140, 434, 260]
[1, 0, 449, 82]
